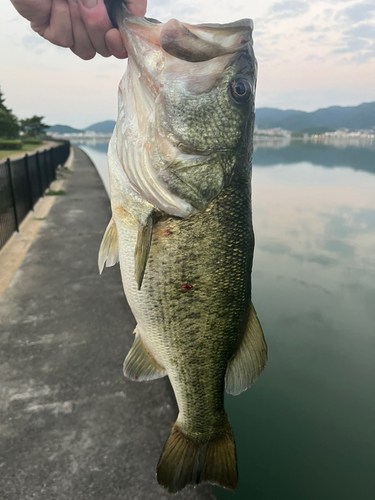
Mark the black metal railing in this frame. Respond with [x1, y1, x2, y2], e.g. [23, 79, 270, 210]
[0, 142, 70, 250]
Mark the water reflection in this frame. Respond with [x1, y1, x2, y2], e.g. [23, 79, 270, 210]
[254, 141, 375, 174]
[73, 138, 375, 500]
[71, 137, 110, 152]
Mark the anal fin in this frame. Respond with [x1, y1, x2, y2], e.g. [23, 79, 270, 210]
[124, 331, 166, 381]
[134, 210, 154, 290]
[98, 218, 119, 274]
[225, 302, 267, 396]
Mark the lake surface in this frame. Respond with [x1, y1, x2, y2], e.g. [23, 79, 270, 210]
[73, 138, 375, 500]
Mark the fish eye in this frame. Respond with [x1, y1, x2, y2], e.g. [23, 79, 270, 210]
[230, 78, 251, 104]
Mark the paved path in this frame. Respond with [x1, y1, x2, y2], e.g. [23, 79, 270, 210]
[0, 147, 214, 500]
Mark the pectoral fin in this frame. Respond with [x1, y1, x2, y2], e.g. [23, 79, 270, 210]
[134, 211, 154, 290]
[225, 303, 267, 396]
[98, 218, 119, 274]
[124, 331, 166, 381]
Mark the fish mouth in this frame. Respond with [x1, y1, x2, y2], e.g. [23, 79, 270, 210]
[110, 2, 254, 64]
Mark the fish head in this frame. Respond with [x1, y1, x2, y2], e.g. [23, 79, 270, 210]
[113, 3, 257, 217]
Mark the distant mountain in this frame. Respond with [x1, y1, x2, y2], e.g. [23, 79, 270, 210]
[85, 120, 116, 133]
[50, 102, 375, 135]
[255, 102, 375, 132]
[48, 120, 116, 134]
[48, 124, 82, 134]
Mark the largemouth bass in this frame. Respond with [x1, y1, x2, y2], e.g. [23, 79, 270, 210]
[99, 2, 267, 493]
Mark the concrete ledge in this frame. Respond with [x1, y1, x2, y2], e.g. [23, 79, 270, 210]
[0, 147, 214, 500]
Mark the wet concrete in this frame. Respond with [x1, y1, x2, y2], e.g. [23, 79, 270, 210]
[0, 147, 214, 500]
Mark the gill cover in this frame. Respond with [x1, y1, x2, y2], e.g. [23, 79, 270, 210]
[111, 3, 256, 218]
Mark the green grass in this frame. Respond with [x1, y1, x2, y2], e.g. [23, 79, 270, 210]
[0, 140, 22, 150]
[0, 142, 48, 161]
[45, 189, 66, 196]
[22, 138, 43, 145]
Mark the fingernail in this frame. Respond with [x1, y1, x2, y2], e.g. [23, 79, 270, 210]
[80, 0, 97, 7]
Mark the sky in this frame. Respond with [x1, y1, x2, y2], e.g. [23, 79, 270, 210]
[1, 0, 375, 128]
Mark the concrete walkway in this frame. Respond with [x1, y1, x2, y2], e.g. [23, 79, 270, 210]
[0, 147, 214, 500]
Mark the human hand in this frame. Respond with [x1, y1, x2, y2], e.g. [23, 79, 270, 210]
[10, 0, 147, 60]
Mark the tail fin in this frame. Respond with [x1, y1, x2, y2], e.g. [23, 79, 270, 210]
[156, 421, 238, 493]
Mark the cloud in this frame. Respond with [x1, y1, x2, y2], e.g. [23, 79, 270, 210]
[308, 35, 328, 44]
[21, 34, 50, 54]
[324, 239, 355, 258]
[333, 21, 375, 63]
[305, 254, 338, 266]
[305, 54, 327, 62]
[259, 242, 292, 255]
[336, 3, 375, 22]
[345, 45, 375, 64]
[301, 25, 316, 32]
[268, 0, 309, 19]
[345, 24, 375, 38]
[334, 37, 370, 54]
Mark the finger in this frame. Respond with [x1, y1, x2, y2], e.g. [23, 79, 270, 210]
[42, 0, 74, 48]
[11, 0, 51, 27]
[78, 0, 112, 57]
[126, 0, 147, 17]
[68, 0, 96, 60]
[105, 29, 127, 59]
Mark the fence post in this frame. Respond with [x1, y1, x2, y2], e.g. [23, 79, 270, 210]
[35, 151, 44, 197]
[44, 149, 50, 185]
[50, 148, 56, 181]
[24, 154, 34, 211]
[6, 158, 19, 233]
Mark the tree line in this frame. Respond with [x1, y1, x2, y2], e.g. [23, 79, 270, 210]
[0, 87, 49, 139]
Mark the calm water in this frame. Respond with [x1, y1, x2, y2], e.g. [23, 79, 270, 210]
[74, 139, 375, 500]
